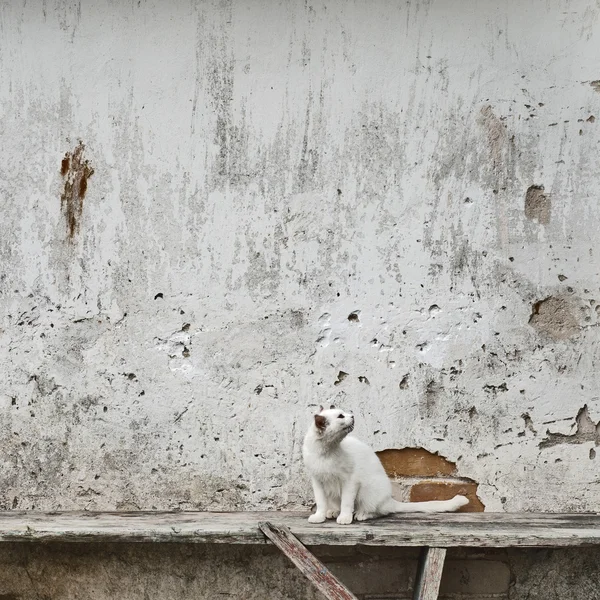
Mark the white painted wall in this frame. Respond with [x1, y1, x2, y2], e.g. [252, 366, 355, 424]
[1, 0, 599, 512]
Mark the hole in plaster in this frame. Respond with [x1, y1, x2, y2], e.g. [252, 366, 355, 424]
[428, 304, 441, 315]
[61, 155, 70, 176]
[521, 412, 537, 434]
[483, 382, 508, 393]
[154, 293, 164, 300]
[334, 371, 348, 386]
[348, 311, 360, 322]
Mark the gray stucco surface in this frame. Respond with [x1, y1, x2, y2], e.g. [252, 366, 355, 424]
[0, 543, 598, 599]
[2, 0, 599, 515]
[1, 0, 600, 597]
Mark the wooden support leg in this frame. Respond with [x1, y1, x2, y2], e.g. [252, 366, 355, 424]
[259, 522, 359, 600]
[412, 547, 447, 600]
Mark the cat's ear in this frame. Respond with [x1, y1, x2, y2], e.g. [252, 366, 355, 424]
[314, 415, 327, 431]
[329, 404, 336, 409]
[318, 405, 324, 413]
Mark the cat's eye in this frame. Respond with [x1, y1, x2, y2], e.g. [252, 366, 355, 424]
[337, 414, 344, 419]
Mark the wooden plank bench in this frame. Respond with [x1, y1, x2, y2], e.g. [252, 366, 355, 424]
[1, 512, 599, 599]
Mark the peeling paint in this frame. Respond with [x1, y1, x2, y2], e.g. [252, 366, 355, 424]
[540, 405, 600, 449]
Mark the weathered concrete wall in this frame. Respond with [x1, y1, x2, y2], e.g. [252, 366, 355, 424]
[2, 0, 600, 517]
[0, 543, 598, 600]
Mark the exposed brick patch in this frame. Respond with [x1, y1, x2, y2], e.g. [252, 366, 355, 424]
[376, 447, 457, 478]
[410, 479, 485, 512]
[377, 448, 485, 512]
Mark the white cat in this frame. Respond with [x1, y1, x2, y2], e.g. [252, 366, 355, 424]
[302, 405, 469, 524]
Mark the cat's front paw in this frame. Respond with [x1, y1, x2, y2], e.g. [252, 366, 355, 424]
[308, 513, 326, 524]
[336, 513, 353, 525]
[326, 509, 340, 519]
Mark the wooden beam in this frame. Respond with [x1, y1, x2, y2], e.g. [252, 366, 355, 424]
[413, 547, 447, 600]
[1, 512, 600, 547]
[259, 522, 358, 600]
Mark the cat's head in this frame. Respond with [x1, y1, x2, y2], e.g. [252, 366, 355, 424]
[313, 405, 354, 442]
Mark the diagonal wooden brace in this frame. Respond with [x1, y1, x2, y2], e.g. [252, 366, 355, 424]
[259, 522, 359, 600]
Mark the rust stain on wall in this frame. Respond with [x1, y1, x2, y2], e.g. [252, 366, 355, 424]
[60, 141, 94, 239]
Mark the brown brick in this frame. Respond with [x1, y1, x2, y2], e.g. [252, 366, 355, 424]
[409, 479, 485, 512]
[376, 447, 457, 478]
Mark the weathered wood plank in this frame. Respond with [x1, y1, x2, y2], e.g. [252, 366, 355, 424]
[259, 522, 358, 600]
[412, 547, 446, 600]
[0, 512, 599, 547]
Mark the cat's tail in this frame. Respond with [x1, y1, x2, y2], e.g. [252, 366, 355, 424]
[384, 494, 469, 514]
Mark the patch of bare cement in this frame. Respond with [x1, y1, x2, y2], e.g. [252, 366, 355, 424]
[524, 185, 550, 225]
[529, 295, 579, 340]
[539, 405, 600, 449]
